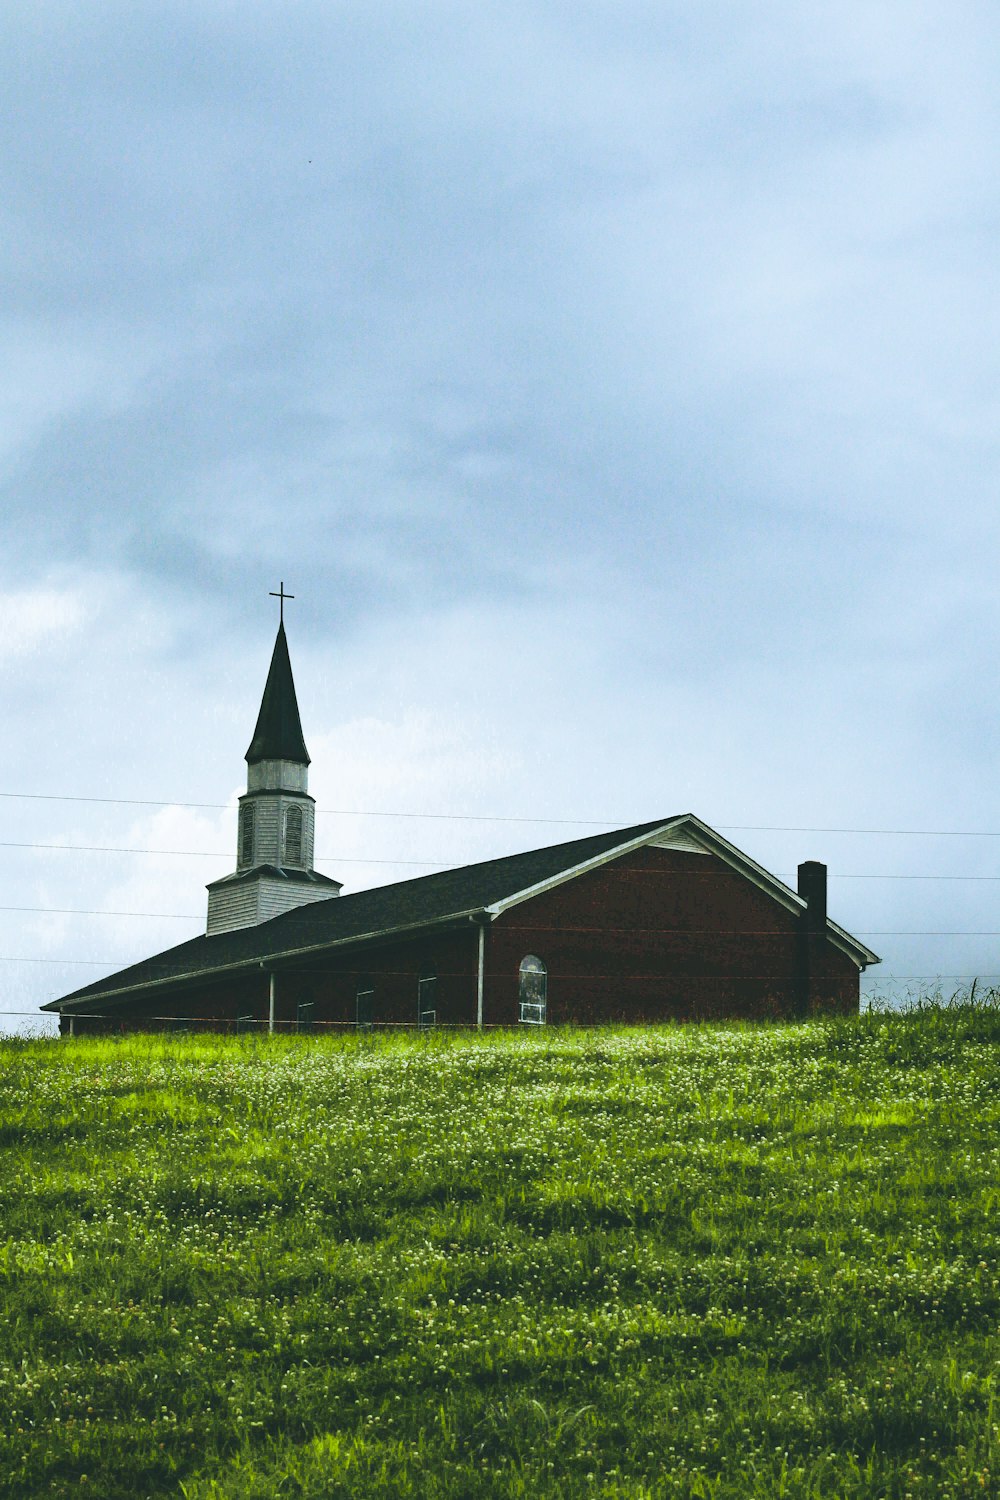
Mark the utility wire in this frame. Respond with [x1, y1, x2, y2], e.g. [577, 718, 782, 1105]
[0, 790, 609, 823]
[0, 905, 201, 918]
[3, 959, 998, 979]
[3, 789, 1000, 839]
[0, 958, 995, 974]
[1, 906, 1000, 930]
[0, 1008, 977, 1032]
[0, 841, 450, 866]
[0, 791, 227, 811]
[2, 838, 1000, 880]
[2, 904, 999, 935]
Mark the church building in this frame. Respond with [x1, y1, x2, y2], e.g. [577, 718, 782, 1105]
[46, 617, 879, 1034]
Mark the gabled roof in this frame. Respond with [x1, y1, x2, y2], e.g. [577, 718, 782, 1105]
[44, 816, 879, 1013]
[245, 623, 310, 765]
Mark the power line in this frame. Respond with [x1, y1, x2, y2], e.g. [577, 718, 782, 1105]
[3, 838, 1000, 880]
[3, 957, 119, 966]
[0, 791, 226, 811]
[4, 958, 999, 979]
[0, 1002, 972, 1024]
[1, 1013, 483, 1026]
[0, 841, 451, 866]
[4, 788, 1000, 839]
[0, 956, 995, 973]
[0, 905, 201, 919]
[0, 790, 614, 824]
[3, 903, 999, 935]
[722, 825, 1000, 838]
[824, 874, 1000, 881]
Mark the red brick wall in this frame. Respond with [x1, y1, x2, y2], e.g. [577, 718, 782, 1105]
[485, 845, 859, 1024]
[272, 925, 481, 1029]
[64, 925, 482, 1035]
[64, 973, 271, 1036]
[63, 847, 861, 1034]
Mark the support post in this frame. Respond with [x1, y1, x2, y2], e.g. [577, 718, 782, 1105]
[268, 972, 276, 1035]
[476, 917, 486, 1030]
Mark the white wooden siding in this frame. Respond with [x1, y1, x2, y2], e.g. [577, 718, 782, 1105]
[648, 829, 711, 856]
[246, 760, 308, 793]
[206, 875, 335, 936]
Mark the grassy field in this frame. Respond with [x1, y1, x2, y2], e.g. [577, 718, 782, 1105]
[1, 1003, 998, 1499]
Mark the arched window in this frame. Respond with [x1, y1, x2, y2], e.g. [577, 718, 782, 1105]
[519, 955, 547, 1025]
[239, 805, 255, 866]
[283, 805, 303, 865]
[418, 966, 437, 1029]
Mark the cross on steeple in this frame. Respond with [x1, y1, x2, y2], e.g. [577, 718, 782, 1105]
[269, 581, 295, 625]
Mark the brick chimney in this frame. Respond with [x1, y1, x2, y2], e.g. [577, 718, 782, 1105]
[796, 860, 828, 1016]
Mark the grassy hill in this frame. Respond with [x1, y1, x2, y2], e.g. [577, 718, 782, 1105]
[1, 1003, 998, 1498]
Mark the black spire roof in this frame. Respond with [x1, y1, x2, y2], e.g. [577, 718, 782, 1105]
[245, 622, 310, 765]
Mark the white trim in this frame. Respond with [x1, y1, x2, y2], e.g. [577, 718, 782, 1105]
[825, 915, 879, 965]
[485, 813, 880, 970]
[484, 818, 704, 920]
[679, 817, 803, 909]
[680, 817, 880, 967]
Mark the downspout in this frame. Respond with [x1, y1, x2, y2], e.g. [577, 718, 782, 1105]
[471, 912, 489, 1030]
[477, 923, 485, 1030]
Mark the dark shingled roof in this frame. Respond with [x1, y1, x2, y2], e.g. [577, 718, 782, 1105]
[245, 623, 310, 765]
[47, 819, 672, 1011]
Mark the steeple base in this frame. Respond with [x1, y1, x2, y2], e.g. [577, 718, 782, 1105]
[206, 867, 342, 936]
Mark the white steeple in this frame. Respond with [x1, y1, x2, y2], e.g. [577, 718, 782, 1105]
[206, 598, 341, 936]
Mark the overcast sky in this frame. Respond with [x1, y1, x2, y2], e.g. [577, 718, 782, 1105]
[4, 2, 1000, 1032]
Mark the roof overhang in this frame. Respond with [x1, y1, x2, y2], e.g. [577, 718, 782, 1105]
[44, 906, 485, 1014]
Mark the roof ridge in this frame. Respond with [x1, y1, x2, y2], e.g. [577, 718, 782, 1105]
[299, 816, 677, 914]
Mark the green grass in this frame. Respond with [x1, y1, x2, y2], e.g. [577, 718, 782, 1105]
[1, 1000, 999, 1498]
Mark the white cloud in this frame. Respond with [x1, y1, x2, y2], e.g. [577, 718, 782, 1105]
[0, 585, 89, 663]
[3, 4, 1000, 1025]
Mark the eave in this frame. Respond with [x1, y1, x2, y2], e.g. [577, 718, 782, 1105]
[43, 906, 485, 1014]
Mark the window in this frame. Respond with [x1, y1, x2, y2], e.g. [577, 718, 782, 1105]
[284, 805, 303, 865]
[356, 981, 374, 1030]
[519, 955, 547, 1024]
[239, 805, 255, 865]
[418, 970, 437, 1029]
[296, 1001, 315, 1032]
[236, 1014, 255, 1036]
